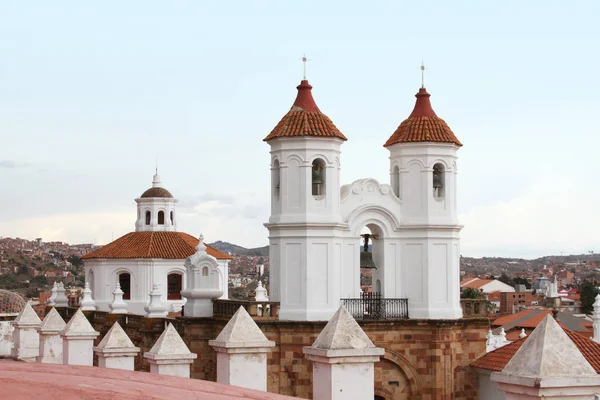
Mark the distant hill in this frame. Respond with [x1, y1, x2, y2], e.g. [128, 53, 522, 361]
[209, 241, 269, 257]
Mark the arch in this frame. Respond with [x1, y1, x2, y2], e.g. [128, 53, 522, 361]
[312, 158, 326, 199]
[433, 162, 445, 199]
[202, 266, 209, 276]
[158, 210, 165, 225]
[167, 272, 183, 300]
[272, 159, 281, 198]
[405, 158, 426, 170]
[310, 153, 333, 165]
[118, 271, 132, 300]
[284, 154, 304, 165]
[376, 349, 423, 398]
[145, 210, 151, 225]
[347, 205, 401, 237]
[87, 269, 95, 293]
[170, 210, 174, 225]
[391, 164, 400, 198]
[430, 158, 450, 170]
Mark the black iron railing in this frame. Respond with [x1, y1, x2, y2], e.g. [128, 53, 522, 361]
[341, 293, 408, 320]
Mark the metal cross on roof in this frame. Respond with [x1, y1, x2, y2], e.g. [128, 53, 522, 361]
[301, 54, 311, 80]
[420, 61, 426, 88]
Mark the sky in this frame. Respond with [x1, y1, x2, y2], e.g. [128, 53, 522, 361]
[0, 1, 598, 259]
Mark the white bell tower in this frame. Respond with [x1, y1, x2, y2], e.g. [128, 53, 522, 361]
[385, 85, 463, 319]
[264, 79, 347, 321]
[135, 172, 178, 232]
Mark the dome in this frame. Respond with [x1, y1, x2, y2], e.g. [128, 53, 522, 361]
[140, 187, 174, 199]
[384, 87, 462, 147]
[0, 289, 27, 315]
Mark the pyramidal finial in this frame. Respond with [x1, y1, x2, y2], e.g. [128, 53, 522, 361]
[519, 328, 527, 339]
[13, 301, 41, 326]
[503, 314, 596, 378]
[212, 306, 270, 344]
[312, 306, 375, 350]
[196, 234, 206, 252]
[39, 307, 66, 332]
[148, 323, 191, 355]
[63, 308, 98, 335]
[96, 321, 137, 350]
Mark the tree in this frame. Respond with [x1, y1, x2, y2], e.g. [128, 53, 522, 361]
[579, 280, 599, 314]
[498, 273, 511, 285]
[511, 276, 532, 289]
[461, 288, 484, 299]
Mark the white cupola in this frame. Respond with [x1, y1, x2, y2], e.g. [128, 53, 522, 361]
[135, 172, 178, 232]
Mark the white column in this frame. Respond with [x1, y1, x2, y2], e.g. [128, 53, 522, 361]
[94, 322, 140, 370]
[209, 306, 275, 391]
[11, 302, 42, 361]
[303, 306, 384, 400]
[80, 282, 97, 311]
[144, 323, 197, 378]
[593, 294, 600, 344]
[109, 283, 128, 314]
[37, 308, 66, 364]
[61, 308, 100, 366]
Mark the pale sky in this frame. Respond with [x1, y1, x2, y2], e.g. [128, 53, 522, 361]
[1, 1, 598, 258]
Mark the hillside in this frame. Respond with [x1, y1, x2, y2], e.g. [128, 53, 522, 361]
[209, 241, 269, 257]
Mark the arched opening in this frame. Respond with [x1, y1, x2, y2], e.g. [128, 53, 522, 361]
[167, 273, 183, 300]
[158, 210, 165, 225]
[202, 266, 209, 276]
[119, 272, 131, 300]
[145, 211, 151, 225]
[170, 210, 174, 225]
[272, 159, 280, 199]
[391, 165, 400, 198]
[87, 269, 95, 293]
[359, 225, 384, 295]
[312, 158, 326, 199]
[433, 163, 445, 199]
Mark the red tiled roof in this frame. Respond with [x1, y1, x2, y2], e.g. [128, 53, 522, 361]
[264, 80, 347, 142]
[384, 88, 462, 147]
[461, 279, 493, 289]
[82, 232, 232, 260]
[472, 327, 600, 373]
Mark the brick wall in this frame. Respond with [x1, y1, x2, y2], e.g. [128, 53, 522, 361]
[55, 308, 487, 400]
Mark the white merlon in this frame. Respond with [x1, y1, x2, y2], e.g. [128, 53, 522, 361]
[54, 283, 69, 308]
[519, 328, 527, 339]
[61, 308, 100, 366]
[48, 282, 58, 306]
[209, 306, 275, 391]
[593, 294, 600, 344]
[109, 283, 128, 314]
[145, 283, 168, 318]
[144, 323, 197, 378]
[492, 314, 600, 399]
[94, 321, 140, 370]
[37, 307, 66, 364]
[80, 282, 96, 311]
[303, 306, 384, 400]
[11, 302, 41, 361]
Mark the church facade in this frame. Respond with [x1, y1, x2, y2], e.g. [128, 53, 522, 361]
[82, 173, 231, 315]
[264, 80, 463, 321]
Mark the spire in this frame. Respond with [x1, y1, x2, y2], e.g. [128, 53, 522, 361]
[408, 88, 438, 118]
[291, 80, 320, 112]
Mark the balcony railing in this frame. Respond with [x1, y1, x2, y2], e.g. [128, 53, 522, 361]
[213, 299, 280, 319]
[460, 299, 489, 318]
[341, 293, 409, 320]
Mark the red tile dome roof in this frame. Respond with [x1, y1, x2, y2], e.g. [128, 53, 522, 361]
[384, 88, 462, 147]
[264, 80, 347, 142]
[140, 187, 173, 199]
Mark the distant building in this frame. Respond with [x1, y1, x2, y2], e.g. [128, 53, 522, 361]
[460, 278, 515, 295]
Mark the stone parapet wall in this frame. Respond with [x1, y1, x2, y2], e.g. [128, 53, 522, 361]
[53, 307, 487, 400]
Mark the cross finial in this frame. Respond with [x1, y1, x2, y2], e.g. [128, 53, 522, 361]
[301, 54, 311, 80]
[155, 155, 158, 175]
[420, 61, 426, 88]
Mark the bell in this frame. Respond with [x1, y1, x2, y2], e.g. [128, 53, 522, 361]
[312, 168, 324, 185]
[360, 250, 377, 269]
[433, 174, 443, 189]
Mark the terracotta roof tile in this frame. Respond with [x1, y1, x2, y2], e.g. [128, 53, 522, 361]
[472, 326, 600, 373]
[461, 279, 493, 289]
[82, 232, 231, 260]
[384, 88, 462, 147]
[264, 80, 347, 142]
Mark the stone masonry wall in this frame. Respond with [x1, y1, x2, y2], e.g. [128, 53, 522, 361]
[55, 308, 487, 400]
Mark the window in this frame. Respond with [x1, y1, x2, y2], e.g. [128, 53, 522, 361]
[433, 163, 445, 199]
[170, 211, 174, 224]
[272, 159, 280, 198]
[167, 273, 182, 300]
[391, 165, 400, 197]
[119, 273, 131, 300]
[312, 158, 326, 198]
[145, 211, 151, 225]
[202, 267, 209, 276]
[158, 210, 165, 225]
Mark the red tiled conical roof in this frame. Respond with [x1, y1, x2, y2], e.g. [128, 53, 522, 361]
[264, 80, 347, 141]
[82, 231, 231, 260]
[384, 88, 462, 147]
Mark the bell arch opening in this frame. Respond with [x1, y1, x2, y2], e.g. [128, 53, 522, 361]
[360, 224, 385, 296]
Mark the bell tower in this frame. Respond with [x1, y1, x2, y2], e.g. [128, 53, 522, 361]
[384, 85, 463, 319]
[264, 79, 347, 321]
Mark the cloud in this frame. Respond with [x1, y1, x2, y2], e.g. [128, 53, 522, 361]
[459, 173, 598, 258]
[0, 160, 29, 168]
